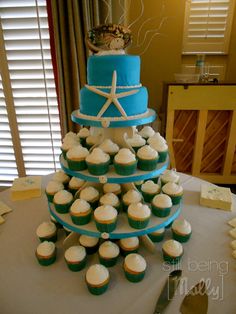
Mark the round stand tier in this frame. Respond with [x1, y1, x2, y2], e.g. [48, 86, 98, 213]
[49, 202, 181, 239]
[60, 155, 169, 183]
[71, 109, 156, 128]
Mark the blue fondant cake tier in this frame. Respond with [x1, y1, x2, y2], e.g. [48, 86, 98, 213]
[80, 86, 148, 117]
[87, 55, 140, 86]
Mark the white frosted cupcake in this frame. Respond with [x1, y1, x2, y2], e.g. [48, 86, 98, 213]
[70, 199, 92, 225]
[79, 235, 100, 254]
[162, 182, 183, 205]
[148, 132, 167, 145]
[98, 241, 120, 267]
[77, 127, 90, 146]
[138, 126, 155, 140]
[122, 189, 142, 212]
[103, 183, 122, 197]
[52, 170, 70, 186]
[61, 135, 80, 159]
[123, 253, 147, 282]
[151, 194, 172, 217]
[134, 180, 144, 192]
[141, 180, 161, 203]
[68, 177, 85, 195]
[85, 135, 100, 149]
[148, 228, 165, 242]
[171, 219, 192, 242]
[100, 193, 121, 212]
[53, 190, 73, 214]
[148, 136, 168, 162]
[36, 221, 57, 242]
[160, 169, 180, 186]
[99, 139, 119, 162]
[114, 148, 137, 175]
[36, 241, 56, 266]
[94, 205, 118, 233]
[45, 180, 64, 202]
[162, 239, 183, 264]
[137, 145, 159, 171]
[85, 264, 110, 295]
[119, 237, 139, 256]
[63, 131, 77, 142]
[64, 245, 87, 271]
[66, 145, 89, 171]
[127, 202, 151, 229]
[127, 134, 146, 152]
[79, 186, 100, 209]
[86, 148, 110, 175]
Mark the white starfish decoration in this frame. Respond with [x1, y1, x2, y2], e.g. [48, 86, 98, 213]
[85, 71, 139, 118]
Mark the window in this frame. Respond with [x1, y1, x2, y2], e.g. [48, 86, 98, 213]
[182, 0, 235, 54]
[0, 0, 61, 186]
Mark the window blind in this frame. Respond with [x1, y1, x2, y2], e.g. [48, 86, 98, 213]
[182, 0, 235, 54]
[0, 0, 61, 186]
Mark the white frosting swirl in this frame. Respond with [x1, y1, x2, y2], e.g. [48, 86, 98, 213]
[80, 186, 99, 201]
[128, 202, 151, 219]
[63, 131, 77, 142]
[120, 237, 139, 249]
[100, 193, 119, 207]
[86, 147, 110, 164]
[141, 180, 160, 194]
[94, 205, 118, 221]
[114, 148, 136, 164]
[124, 253, 146, 272]
[69, 177, 85, 189]
[152, 194, 172, 208]
[65, 245, 86, 262]
[79, 235, 99, 247]
[123, 189, 142, 204]
[70, 199, 91, 214]
[99, 241, 120, 258]
[61, 138, 79, 151]
[86, 264, 109, 285]
[103, 183, 121, 194]
[162, 239, 183, 257]
[161, 169, 180, 183]
[77, 127, 90, 138]
[99, 139, 119, 154]
[149, 138, 168, 152]
[86, 135, 100, 146]
[52, 171, 70, 184]
[127, 134, 146, 147]
[53, 190, 73, 204]
[148, 132, 166, 144]
[36, 221, 56, 237]
[138, 126, 155, 138]
[162, 182, 183, 195]
[97, 49, 125, 55]
[66, 146, 89, 160]
[172, 219, 191, 234]
[37, 241, 55, 256]
[137, 145, 158, 160]
[46, 181, 64, 194]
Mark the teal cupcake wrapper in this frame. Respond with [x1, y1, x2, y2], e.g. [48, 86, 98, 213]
[38, 233, 57, 243]
[120, 248, 138, 256]
[70, 212, 92, 225]
[137, 157, 159, 171]
[36, 250, 56, 266]
[172, 231, 192, 243]
[162, 192, 182, 205]
[54, 201, 73, 214]
[79, 137, 87, 147]
[128, 217, 150, 229]
[95, 220, 117, 233]
[114, 161, 137, 176]
[162, 251, 183, 264]
[45, 192, 55, 203]
[99, 255, 118, 267]
[124, 270, 145, 282]
[158, 151, 168, 162]
[67, 159, 87, 171]
[142, 191, 158, 203]
[61, 149, 67, 160]
[86, 282, 109, 295]
[65, 256, 87, 272]
[148, 232, 165, 242]
[131, 145, 145, 153]
[83, 243, 99, 255]
[151, 204, 171, 217]
[89, 200, 99, 210]
[86, 161, 110, 175]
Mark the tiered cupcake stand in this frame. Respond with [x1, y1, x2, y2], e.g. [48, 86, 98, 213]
[48, 109, 182, 245]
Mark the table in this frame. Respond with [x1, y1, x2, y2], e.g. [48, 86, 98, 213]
[0, 173, 235, 314]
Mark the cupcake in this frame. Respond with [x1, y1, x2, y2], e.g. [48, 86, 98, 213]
[148, 228, 165, 242]
[134, 180, 144, 192]
[94, 205, 118, 233]
[122, 189, 142, 212]
[127, 203, 151, 229]
[45, 180, 64, 202]
[127, 134, 146, 152]
[70, 199, 92, 225]
[160, 169, 180, 186]
[99, 139, 119, 163]
[68, 177, 85, 196]
[162, 239, 183, 264]
[36, 221, 57, 242]
[63, 131, 78, 142]
[77, 127, 90, 146]
[36, 241, 56, 266]
[66, 146, 89, 171]
[147, 132, 167, 145]
[162, 182, 183, 205]
[171, 219, 192, 242]
[86, 148, 110, 175]
[98, 241, 120, 267]
[79, 235, 100, 254]
[53, 190, 73, 214]
[64, 245, 87, 271]
[137, 145, 159, 171]
[119, 237, 139, 256]
[148, 136, 168, 163]
[141, 180, 161, 203]
[114, 148, 137, 176]
[138, 126, 155, 140]
[123, 253, 147, 282]
[151, 194, 172, 217]
[79, 186, 100, 209]
[85, 135, 100, 149]
[85, 264, 110, 295]
[103, 183, 122, 197]
[100, 193, 121, 212]
[61, 135, 80, 159]
[52, 170, 70, 187]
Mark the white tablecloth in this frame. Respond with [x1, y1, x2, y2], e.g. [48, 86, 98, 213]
[0, 174, 235, 314]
